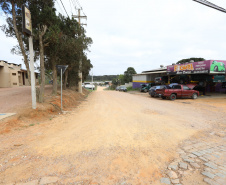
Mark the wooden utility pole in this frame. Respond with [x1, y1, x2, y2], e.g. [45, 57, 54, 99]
[72, 9, 87, 93]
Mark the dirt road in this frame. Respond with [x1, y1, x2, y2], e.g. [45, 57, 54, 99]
[0, 87, 225, 184]
[0, 86, 53, 113]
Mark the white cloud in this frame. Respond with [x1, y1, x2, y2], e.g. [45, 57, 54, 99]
[1, 0, 226, 75]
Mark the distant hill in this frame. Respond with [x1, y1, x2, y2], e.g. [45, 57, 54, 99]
[86, 75, 118, 82]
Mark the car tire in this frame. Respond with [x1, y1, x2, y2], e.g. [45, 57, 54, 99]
[192, 93, 198, 99]
[143, 89, 147, 93]
[170, 94, 176, 100]
[214, 66, 218, 72]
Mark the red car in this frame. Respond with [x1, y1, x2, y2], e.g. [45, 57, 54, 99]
[156, 84, 199, 100]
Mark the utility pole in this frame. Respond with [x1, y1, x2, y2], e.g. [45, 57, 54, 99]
[72, 9, 87, 93]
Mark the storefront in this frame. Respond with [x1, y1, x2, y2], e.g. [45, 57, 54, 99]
[166, 60, 226, 93]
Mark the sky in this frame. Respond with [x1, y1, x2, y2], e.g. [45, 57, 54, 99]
[0, 0, 226, 75]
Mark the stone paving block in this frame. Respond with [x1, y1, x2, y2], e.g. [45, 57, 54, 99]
[16, 180, 39, 185]
[199, 150, 207, 155]
[179, 162, 188, 170]
[215, 177, 226, 184]
[188, 154, 197, 158]
[167, 170, 178, 179]
[204, 167, 218, 174]
[171, 179, 180, 184]
[219, 170, 226, 175]
[192, 151, 203, 157]
[160, 177, 171, 184]
[168, 164, 178, 171]
[182, 158, 194, 163]
[204, 163, 218, 170]
[215, 173, 225, 178]
[203, 178, 219, 185]
[190, 162, 200, 168]
[199, 156, 208, 162]
[212, 154, 221, 158]
[202, 171, 216, 179]
[39, 176, 59, 185]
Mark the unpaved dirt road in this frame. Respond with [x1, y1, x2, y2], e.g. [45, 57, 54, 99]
[0, 86, 53, 113]
[0, 87, 225, 184]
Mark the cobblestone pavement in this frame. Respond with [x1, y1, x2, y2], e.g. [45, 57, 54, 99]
[160, 131, 226, 185]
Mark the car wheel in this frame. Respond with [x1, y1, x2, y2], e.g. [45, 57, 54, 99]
[192, 93, 198, 99]
[170, 94, 176, 100]
[214, 66, 218, 72]
[144, 89, 148, 93]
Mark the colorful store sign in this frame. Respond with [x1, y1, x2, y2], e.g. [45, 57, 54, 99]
[167, 60, 226, 75]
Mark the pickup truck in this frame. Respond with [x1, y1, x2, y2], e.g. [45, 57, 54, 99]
[156, 84, 199, 100]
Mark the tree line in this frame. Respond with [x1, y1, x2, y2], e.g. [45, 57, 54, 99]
[0, 0, 93, 103]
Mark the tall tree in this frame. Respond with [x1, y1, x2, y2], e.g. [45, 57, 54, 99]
[177, 57, 205, 64]
[28, 0, 56, 102]
[124, 67, 137, 83]
[0, 0, 31, 84]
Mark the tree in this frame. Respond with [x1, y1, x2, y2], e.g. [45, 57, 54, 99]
[28, 0, 56, 102]
[177, 57, 205, 64]
[124, 67, 136, 83]
[0, 0, 31, 84]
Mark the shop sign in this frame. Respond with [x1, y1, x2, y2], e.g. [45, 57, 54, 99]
[22, 6, 32, 36]
[167, 60, 226, 75]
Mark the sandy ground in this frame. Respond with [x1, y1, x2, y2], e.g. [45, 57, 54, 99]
[0, 87, 225, 184]
[0, 85, 53, 113]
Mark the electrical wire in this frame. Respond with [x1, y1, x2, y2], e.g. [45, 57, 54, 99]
[69, 0, 73, 15]
[56, 0, 65, 15]
[59, 0, 69, 17]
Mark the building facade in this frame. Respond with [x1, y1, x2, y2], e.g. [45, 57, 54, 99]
[0, 60, 39, 88]
[132, 60, 226, 93]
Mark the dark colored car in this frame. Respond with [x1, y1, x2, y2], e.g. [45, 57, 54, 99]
[149, 85, 167, 97]
[116, 86, 120, 91]
[119, 86, 127, 92]
[140, 83, 155, 93]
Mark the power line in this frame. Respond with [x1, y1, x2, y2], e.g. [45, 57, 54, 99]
[69, 0, 73, 15]
[59, 0, 69, 17]
[193, 0, 226, 13]
[56, 0, 65, 15]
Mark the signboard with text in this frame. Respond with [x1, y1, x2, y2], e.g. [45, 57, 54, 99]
[167, 60, 226, 75]
[22, 6, 32, 36]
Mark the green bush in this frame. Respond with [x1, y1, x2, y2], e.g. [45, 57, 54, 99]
[127, 86, 139, 91]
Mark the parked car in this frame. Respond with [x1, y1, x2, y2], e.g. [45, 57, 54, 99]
[140, 83, 155, 93]
[156, 84, 199, 100]
[85, 84, 95, 90]
[116, 86, 120, 91]
[155, 76, 168, 85]
[119, 86, 127, 92]
[149, 85, 167, 97]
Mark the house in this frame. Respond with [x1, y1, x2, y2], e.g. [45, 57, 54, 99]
[0, 60, 39, 88]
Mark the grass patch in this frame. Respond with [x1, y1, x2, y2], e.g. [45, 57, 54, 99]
[29, 124, 35, 127]
[127, 87, 139, 91]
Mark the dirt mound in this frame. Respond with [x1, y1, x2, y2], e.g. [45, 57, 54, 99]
[0, 88, 90, 134]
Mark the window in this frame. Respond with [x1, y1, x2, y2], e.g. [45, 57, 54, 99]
[172, 85, 181, 89]
[12, 73, 16, 76]
[183, 85, 190, 90]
